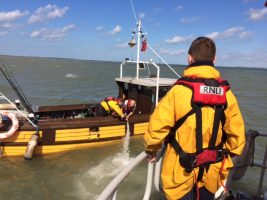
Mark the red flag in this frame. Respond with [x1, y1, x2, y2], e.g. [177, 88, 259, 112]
[141, 39, 147, 51]
[265, 0, 267, 7]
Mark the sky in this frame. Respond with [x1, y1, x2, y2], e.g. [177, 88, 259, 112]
[0, 0, 266, 68]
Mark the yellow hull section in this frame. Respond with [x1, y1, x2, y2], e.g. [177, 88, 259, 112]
[0, 122, 148, 158]
[1, 140, 122, 157]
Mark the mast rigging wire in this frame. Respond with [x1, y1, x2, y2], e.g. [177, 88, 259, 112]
[0, 63, 33, 113]
[148, 44, 181, 78]
[130, 0, 138, 23]
[129, 0, 181, 78]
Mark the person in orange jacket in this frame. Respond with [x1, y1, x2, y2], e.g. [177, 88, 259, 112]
[144, 37, 245, 200]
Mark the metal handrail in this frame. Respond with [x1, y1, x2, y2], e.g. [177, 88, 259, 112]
[96, 151, 147, 200]
[119, 60, 161, 106]
[97, 132, 267, 200]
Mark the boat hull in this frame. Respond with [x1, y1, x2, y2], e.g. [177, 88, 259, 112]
[0, 114, 149, 157]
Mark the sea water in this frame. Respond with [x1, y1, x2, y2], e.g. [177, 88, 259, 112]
[0, 55, 266, 200]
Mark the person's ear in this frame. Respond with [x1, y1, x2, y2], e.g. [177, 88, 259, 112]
[188, 54, 194, 64]
[213, 56, 216, 64]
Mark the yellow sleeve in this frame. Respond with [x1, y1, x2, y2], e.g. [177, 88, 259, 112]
[224, 90, 246, 155]
[144, 88, 176, 152]
[108, 101, 124, 117]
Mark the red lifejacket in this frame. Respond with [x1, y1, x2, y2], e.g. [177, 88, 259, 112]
[174, 76, 230, 106]
[104, 96, 121, 103]
[168, 76, 230, 181]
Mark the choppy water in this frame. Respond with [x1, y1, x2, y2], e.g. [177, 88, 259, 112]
[0, 55, 266, 199]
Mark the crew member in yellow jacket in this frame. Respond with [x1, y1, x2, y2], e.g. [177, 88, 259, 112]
[144, 37, 245, 200]
[96, 97, 136, 121]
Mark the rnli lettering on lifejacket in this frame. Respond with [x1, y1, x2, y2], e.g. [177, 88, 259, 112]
[174, 77, 230, 106]
[200, 85, 224, 96]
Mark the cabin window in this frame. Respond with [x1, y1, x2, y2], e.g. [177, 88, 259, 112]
[128, 84, 138, 100]
[124, 83, 128, 90]
[139, 62, 145, 69]
[136, 86, 154, 114]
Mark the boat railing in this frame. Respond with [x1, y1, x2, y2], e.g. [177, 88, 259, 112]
[244, 132, 267, 198]
[96, 131, 267, 200]
[120, 60, 161, 104]
[0, 92, 37, 128]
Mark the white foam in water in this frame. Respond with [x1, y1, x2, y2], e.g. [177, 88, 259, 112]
[71, 181, 97, 200]
[88, 122, 132, 183]
[65, 73, 79, 78]
[123, 122, 131, 153]
[74, 122, 133, 199]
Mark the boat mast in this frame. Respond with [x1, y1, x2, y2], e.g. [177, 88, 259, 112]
[136, 19, 141, 80]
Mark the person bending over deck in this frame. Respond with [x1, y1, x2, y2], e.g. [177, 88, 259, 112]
[95, 97, 136, 121]
[122, 99, 136, 121]
[144, 37, 245, 200]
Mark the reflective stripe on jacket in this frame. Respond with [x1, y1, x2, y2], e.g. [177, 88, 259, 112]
[100, 100, 124, 117]
[144, 65, 245, 199]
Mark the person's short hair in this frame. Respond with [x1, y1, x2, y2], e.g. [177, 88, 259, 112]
[188, 37, 216, 63]
[124, 99, 136, 108]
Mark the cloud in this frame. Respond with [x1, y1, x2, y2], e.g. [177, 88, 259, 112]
[0, 31, 7, 36]
[242, 0, 258, 3]
[175, 5, 183, 11]
[248, 8, 267, 21]
[95, 26, 103, 31]
[28, 4, 69, 24]
[165, 35, 193, 44]
[239, 31, 252, 39]
[107, 25, 122, 36]
[152, 8, 162, 14]
[1, 22, 13, 28]
[0, 22, 23, 30]
[180, 16, 202, 24]
[20, 32, 25, 37]
[0, 10, 29, 22]
[220, 27, 244, 38]
[159, 48, 186, 56]
[139, 12, 145, 19]
[30, 24, 75, 41]
[220, 48, 267, 68]
[206, 27, 252, 40]
[206, 32, 220, 39]
[116, 42, 128, 48]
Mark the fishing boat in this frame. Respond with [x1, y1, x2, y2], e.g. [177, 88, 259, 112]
[0, 19, 180, 159]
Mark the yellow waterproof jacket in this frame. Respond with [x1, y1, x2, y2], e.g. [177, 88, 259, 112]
[144, 65, 245, 200]
[100, 100, 124, 117]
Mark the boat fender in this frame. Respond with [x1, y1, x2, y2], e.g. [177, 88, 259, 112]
[0, 112, 19, 140]
[24, 133, 39, 160]
[15, 100, 20, 108]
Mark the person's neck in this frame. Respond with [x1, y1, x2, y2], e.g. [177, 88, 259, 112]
[188, 61, 214, 68]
